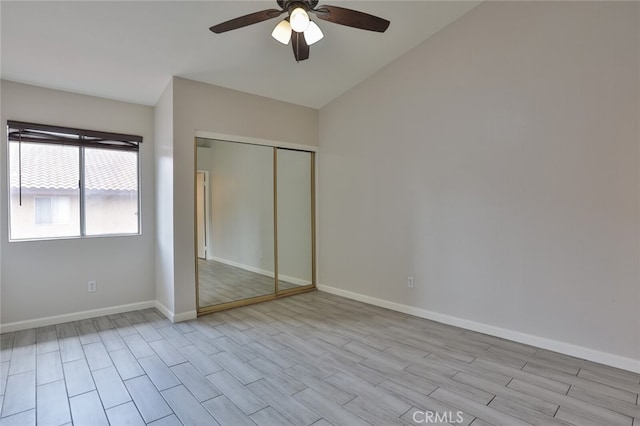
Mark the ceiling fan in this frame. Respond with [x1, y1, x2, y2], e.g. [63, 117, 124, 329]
[209, 0, 390, 62]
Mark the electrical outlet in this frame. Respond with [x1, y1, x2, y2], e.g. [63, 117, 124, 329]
[407, 276, 414, 288]
[88, 280, 97, 292]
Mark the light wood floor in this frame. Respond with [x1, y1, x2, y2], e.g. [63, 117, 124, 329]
[1, 291, 639, 425]
[198, 259, 300, 307]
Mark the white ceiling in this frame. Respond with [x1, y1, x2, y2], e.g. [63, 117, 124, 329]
[1, 1, 480, 109]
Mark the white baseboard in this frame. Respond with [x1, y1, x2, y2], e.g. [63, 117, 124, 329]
[210, 256, 311, 286]
[154, 301, 173, 322]
[0, 300, 198, 333]
[154, 301, 197, 323]
[0, 300, 156, 334]
[278, 275, 312, 287]
[174, 310, 197, 322]
[211, 256, 272, 277]
[317, 284, 640, 374]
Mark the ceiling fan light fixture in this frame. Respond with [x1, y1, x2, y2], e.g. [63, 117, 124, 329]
[304, 21, 323, 45]
[289, 7, 310, 32]
[209, 1, 391, 61]
[272, 19, 292, 44]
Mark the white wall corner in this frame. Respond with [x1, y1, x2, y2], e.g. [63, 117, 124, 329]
[0, 300, 156, 334]
[316, 284, 640, 374]
[155, 300, 197, 323]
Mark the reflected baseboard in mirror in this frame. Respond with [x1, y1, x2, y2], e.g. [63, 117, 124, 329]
[198, 259, 305, 306]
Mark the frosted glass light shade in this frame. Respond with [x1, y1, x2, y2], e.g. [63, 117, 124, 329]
[290, 7, 310, 32]
[304, 21, 323, 45]
[272, 20, 292, 44]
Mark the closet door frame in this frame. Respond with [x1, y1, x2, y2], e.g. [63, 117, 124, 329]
[194, 131, 317, 315]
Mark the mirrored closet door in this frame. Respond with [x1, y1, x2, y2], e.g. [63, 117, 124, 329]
[276, 148, 314, 292]
[195, 138, 315, 314]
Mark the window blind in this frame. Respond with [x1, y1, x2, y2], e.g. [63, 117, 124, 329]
[7, 120, 142, 152]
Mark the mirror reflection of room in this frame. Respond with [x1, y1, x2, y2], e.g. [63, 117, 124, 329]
[196, 138, 314, 311]
[276, 149, 313, 288]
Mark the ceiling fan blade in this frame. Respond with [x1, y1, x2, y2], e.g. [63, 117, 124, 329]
[210, 9, 284, 34]
[312, 5, 390, 32]
[291, 31, 310, 61]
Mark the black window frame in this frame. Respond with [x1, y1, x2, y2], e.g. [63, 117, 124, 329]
[7, 120, 143, 241]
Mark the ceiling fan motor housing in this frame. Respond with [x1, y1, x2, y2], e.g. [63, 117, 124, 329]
[277, 0, 319, 12]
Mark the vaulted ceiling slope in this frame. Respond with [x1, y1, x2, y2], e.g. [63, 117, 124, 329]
[1, 1, 480, 109]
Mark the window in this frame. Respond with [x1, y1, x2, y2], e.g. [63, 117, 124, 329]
[35, 196, 71, 225]
[8, 121, 142, 241]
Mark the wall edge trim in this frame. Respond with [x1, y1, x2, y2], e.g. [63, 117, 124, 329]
[317, 284, 640, 374]
[155, 301, 197, 323]
[174, 310, 198, 322]
[210, 256, 311, 286]
[195, 130, 318, 152]
[0, 300, 156, 333]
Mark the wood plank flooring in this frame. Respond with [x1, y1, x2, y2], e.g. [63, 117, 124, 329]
[198, 259, 301, 307]
[1, 291, 639, 425]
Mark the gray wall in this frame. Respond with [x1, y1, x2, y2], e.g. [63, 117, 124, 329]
[0, 80, 156, 325]
[318, 1, 640, 368]
[158, 77, 318, 318]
